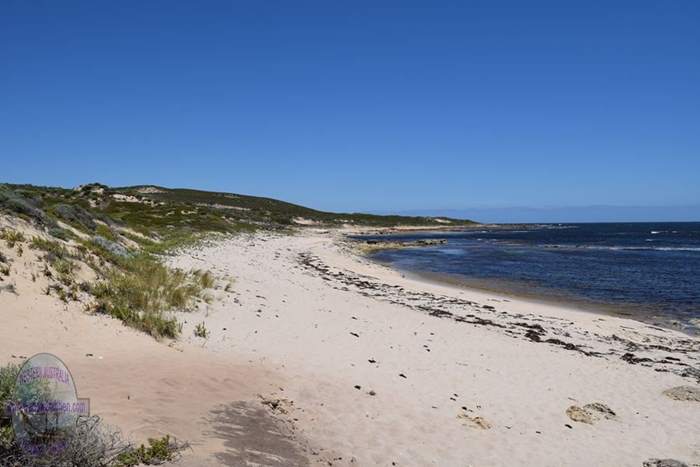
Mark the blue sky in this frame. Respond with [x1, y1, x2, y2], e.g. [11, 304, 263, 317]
[1, 1, 698, 221]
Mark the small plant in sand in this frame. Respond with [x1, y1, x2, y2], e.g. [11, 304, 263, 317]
[193, 322, 209, 338]
[193, 269, 215, 289]
[0, 229, 25, 248]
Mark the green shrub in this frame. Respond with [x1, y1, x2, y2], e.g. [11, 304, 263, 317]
[95, 224, 118, 242]
[0, 362, 19, 409]
[115, 434, 185, 466]
[51, 203, 97, 231]
[48, 226, 71, 240]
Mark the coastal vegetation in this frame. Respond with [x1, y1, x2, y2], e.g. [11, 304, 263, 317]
[0, 182, 474, 338]
[0, 361, 185, 466]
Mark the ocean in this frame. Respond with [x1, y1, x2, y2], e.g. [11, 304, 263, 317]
[359, 222, 700, 334]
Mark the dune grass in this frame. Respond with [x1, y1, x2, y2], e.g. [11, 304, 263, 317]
[0, 230, 25, 249]
[91, 255, 204, 339]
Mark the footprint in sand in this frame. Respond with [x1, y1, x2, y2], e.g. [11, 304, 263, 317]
[565, 402, 616, 424]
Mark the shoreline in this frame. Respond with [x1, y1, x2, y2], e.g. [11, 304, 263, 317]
[348, 229, 700, 337]
[372, 257, 700, 337]
[167, 228, 699, 466]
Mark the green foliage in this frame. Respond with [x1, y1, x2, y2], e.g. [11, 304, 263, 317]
[193, 270, 215, 289]
[193, 322, 209, 338]
[0, 362, 19, 409]
[95, 224, 118, 242]
[92, 255, 204, 339]
[53, 258, 76, 276]
[29, 237, 70, 259]
[115, 435, 183, 466]
[0, 186, 55, 227]
[0, 229, 25, 248]
[48, 226, 71, 240]
[51, 203, 97, 231]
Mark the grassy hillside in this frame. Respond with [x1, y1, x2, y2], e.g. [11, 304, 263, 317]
[2, 182, 475, 239]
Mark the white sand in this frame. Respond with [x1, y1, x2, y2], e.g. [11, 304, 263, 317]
[168, 229, 700, 466]
[2, 223, 699, 466]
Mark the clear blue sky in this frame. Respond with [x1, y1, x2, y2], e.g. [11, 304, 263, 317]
[1, 1, 698, 219]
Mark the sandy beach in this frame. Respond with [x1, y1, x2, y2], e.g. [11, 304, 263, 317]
[2, 226, 699, 466]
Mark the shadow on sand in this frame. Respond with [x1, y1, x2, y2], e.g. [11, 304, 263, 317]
[208, 401, 309, 466]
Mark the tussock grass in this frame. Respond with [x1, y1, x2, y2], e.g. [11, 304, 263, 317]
[28, 237, 77, 287]
[0, 230, 25, 248]
[29, 237, 70, 259]
[193, 322, 209, 338]
[193, 269, 215, 289]
[92, 255, 204, 339]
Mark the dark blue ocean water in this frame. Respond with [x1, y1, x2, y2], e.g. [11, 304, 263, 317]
[360, 223, 700, 333]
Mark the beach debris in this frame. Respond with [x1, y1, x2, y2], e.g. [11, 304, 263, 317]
[642, 459, 689, 467]
[566, 402, 616, 424]
[621, 352, 653, 364]
[368, 390, 376, 396]
[354, 385, 361, 390]
[458, 412, 492, 430]
[350, 332, 359, 338]
[662, 386, 700, 402]
[399, 373, 407, 379]
[259, 395, 293, 415]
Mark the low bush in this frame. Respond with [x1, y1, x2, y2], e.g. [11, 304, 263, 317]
[51, 204, 97, 232]
[115, 435, 186, 466]
[0, 188, 55, 228]
[48, 227, 71, 241]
